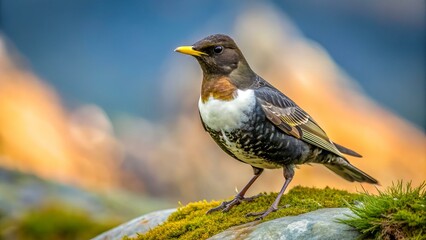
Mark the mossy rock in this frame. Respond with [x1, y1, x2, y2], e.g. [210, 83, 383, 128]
[93, 182, 425, 240]
[127, 186, 361, 240]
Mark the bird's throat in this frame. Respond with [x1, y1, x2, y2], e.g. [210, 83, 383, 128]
[201, 76, 238, 103]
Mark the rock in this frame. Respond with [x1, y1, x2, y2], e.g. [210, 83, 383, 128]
[92, 208, 359, 240]
[208, 208, 359, 240]
[91, 208, 176, 240]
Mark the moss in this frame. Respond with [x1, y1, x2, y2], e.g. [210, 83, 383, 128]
[339, 181, 426, 240]
[1, 203, 120, 240]
[129, 186, 361, 240]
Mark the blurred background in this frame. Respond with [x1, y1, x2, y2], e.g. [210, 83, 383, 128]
[0, 0, 425, 239]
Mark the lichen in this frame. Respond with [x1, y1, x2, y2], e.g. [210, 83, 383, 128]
[127, 186, 361, 240]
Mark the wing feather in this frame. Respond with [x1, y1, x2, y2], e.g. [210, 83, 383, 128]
[255, 86, 344, 157]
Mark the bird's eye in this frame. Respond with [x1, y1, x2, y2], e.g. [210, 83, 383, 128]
[213, 46, 223, 54]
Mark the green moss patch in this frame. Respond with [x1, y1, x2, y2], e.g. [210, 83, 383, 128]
[129, 186, 361, 240]
[340, 181, 426, 240]
[1, 203, 120, 240]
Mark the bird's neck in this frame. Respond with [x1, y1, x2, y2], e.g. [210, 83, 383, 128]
[201, 75, 237, 103]
[200, 62, 256, 103]
[229, 61, 257, 89]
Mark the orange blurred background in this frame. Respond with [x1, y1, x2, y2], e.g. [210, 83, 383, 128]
[0, 5, 424, 207]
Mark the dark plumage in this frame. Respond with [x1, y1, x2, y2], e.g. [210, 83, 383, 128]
[175, 34, 378, 220]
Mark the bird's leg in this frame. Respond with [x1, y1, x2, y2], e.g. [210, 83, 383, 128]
[247, 165, 294, 220]
[207, 167, 264, 214]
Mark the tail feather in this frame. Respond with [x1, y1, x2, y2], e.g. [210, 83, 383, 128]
[333, 142, 362, 158]
[324, 158, 378, 184]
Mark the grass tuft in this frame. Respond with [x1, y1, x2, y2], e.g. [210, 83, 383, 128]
[339, 181, 426, 240]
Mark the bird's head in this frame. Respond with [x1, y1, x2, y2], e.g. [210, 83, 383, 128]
[175, 34, 255, 82]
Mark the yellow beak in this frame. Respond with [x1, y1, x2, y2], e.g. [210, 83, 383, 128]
[174, 46, 207, 57]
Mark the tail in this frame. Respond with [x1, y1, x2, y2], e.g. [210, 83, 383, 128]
[324, 158, 378, 184]
[333, 142, 362, 157]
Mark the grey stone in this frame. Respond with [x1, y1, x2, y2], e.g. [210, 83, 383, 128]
[91, 208, 176, 240]
[92, 208, 359, 240]
[208, 208, 359, 240]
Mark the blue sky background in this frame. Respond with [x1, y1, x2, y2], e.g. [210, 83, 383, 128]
[1, 0, 424, 129]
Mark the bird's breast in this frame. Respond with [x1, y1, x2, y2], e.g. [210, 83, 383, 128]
[198, 89, 256, 132]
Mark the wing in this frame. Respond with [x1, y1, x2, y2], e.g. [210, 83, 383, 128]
[255, 85, 344, 157]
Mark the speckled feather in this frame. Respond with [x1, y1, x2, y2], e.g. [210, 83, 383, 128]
[199, 79, 334, 170]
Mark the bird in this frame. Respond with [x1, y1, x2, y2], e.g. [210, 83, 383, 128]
[175, 34, 378, 220]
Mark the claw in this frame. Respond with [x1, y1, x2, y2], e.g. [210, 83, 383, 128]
[246, 206, 277, 220]
[206, 200, 232, 214]
[206, 194, 264, 214]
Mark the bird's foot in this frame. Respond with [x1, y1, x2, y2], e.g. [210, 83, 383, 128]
[246, 206, 277, 220]
[206, 193, 263, 214]
[246, 204, 290, 220]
